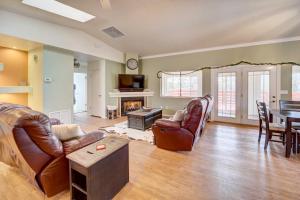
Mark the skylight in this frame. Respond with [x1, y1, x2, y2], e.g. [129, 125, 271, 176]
[22, 0, 95, 23]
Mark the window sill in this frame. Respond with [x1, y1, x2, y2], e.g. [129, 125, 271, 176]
[160, 96, 196, 99]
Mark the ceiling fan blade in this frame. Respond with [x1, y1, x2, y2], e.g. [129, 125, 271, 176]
[99, 0, 111, 9]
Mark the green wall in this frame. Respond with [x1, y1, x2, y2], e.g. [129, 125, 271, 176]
[141, 41, 300, 112]
[281, 65, 293, 100]
[105, 60, 125, 106]
[28, 46, 74, 116]
[43, 46, 74, 115]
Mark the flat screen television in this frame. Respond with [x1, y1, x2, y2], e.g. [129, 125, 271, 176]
[118, 74, 145, 92]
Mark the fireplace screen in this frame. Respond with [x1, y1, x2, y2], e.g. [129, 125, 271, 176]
[124, 101, 142, 111]
[121, 97, 144, 115]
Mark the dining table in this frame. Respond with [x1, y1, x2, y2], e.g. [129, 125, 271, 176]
[269, 109, 300, 158]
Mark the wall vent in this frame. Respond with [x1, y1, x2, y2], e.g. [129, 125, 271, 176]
[102, 26, 125, 38]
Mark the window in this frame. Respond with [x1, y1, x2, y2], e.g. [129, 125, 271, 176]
[161, 71, 202, 97]
[292, 65, 300, 100]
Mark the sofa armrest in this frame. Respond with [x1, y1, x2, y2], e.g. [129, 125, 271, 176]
[63, 131, 104, 154]
[154, 119, 181, 129]
[36, 155, 69, 197]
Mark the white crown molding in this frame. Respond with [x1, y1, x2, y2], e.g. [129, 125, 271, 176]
[140, 36, 300, 60]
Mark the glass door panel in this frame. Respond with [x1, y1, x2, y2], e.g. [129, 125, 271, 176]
[247, 71, 270, 120]
[241, 65, 277, 125]
[217, 72, 236, 118]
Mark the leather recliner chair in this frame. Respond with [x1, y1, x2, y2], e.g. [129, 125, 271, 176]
[200, 94, 214, 135]
[152, 97, 209, 151]
[1, 103, 104, 197]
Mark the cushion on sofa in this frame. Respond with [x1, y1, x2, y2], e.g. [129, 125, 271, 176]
[51, 124, 85, 141]
[172, 110, 185, 121]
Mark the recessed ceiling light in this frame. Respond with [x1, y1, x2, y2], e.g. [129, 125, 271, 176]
[22, 0, 95, 23]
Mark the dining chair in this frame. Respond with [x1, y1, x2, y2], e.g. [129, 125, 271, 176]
[279, 100, 300, 111]
[279, 100, 300, 130]
[257, 101, 287, 149]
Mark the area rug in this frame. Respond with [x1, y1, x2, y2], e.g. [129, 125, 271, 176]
[99, 121, 154, 144]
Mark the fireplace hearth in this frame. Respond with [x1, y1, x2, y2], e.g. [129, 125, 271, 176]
[121, 97, 144, 116]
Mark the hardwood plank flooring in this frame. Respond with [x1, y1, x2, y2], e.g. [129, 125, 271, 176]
[1, 113, 300, 200]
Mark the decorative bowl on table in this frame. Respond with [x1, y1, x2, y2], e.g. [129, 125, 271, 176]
[142, 107, 152, 112]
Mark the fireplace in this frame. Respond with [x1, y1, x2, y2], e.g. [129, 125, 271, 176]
[121, 97, 144, 116]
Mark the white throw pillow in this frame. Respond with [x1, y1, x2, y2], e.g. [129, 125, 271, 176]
[51, 124, 85, 141]
[172, 110, 185, 122]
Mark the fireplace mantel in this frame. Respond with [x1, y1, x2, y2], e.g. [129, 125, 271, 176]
[109, 90, 154, 98]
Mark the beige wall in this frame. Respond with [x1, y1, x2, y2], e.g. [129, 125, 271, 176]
[0, 46, 28, 105]
[141, 40, 300, 111]
[28, 47, 43, 111]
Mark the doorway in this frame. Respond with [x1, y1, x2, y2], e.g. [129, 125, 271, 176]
[74, 73, 87, 113]
[87, 60, 106, 118]
[212, 65, 279, 125]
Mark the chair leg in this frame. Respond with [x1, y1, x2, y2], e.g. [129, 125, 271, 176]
[296, 132, 300, 153]
[258, 126, 263, 142]
[293, 133, 297, 154]
[264, 130, 270, 150]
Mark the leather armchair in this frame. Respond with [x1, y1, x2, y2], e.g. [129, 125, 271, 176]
[201, 94, 214, 134]
[5, 105, 104, 197]
[152, 98, 209, 151]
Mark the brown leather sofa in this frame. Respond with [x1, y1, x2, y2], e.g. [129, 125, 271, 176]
[152, 97, 213, 151]
[0, 103, 104, 197]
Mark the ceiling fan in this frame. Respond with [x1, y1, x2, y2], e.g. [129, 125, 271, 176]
[99, 0, 111, 9]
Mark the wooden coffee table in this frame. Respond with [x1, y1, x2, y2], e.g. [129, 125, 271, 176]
[66, 136, 129, 200]
[127, 108, 162, 131]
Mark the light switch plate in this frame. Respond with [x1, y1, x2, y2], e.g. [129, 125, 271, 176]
[44, 77, 53, 83]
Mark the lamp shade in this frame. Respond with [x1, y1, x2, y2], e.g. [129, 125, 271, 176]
[0, 63, 3, 71]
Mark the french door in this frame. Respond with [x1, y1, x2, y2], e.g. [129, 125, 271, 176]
[212, 65, 278, 125]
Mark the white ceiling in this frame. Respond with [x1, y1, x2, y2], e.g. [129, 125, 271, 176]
[1, 0, 300, 57]
[0, 33, 100, 62]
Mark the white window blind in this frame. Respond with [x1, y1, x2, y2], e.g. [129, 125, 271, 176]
[161, 71, 202, 97]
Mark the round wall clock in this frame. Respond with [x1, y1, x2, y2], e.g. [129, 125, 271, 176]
[127, 58, 138, 70]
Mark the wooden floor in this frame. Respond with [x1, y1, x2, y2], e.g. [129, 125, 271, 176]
[1, 113, 300, 200]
